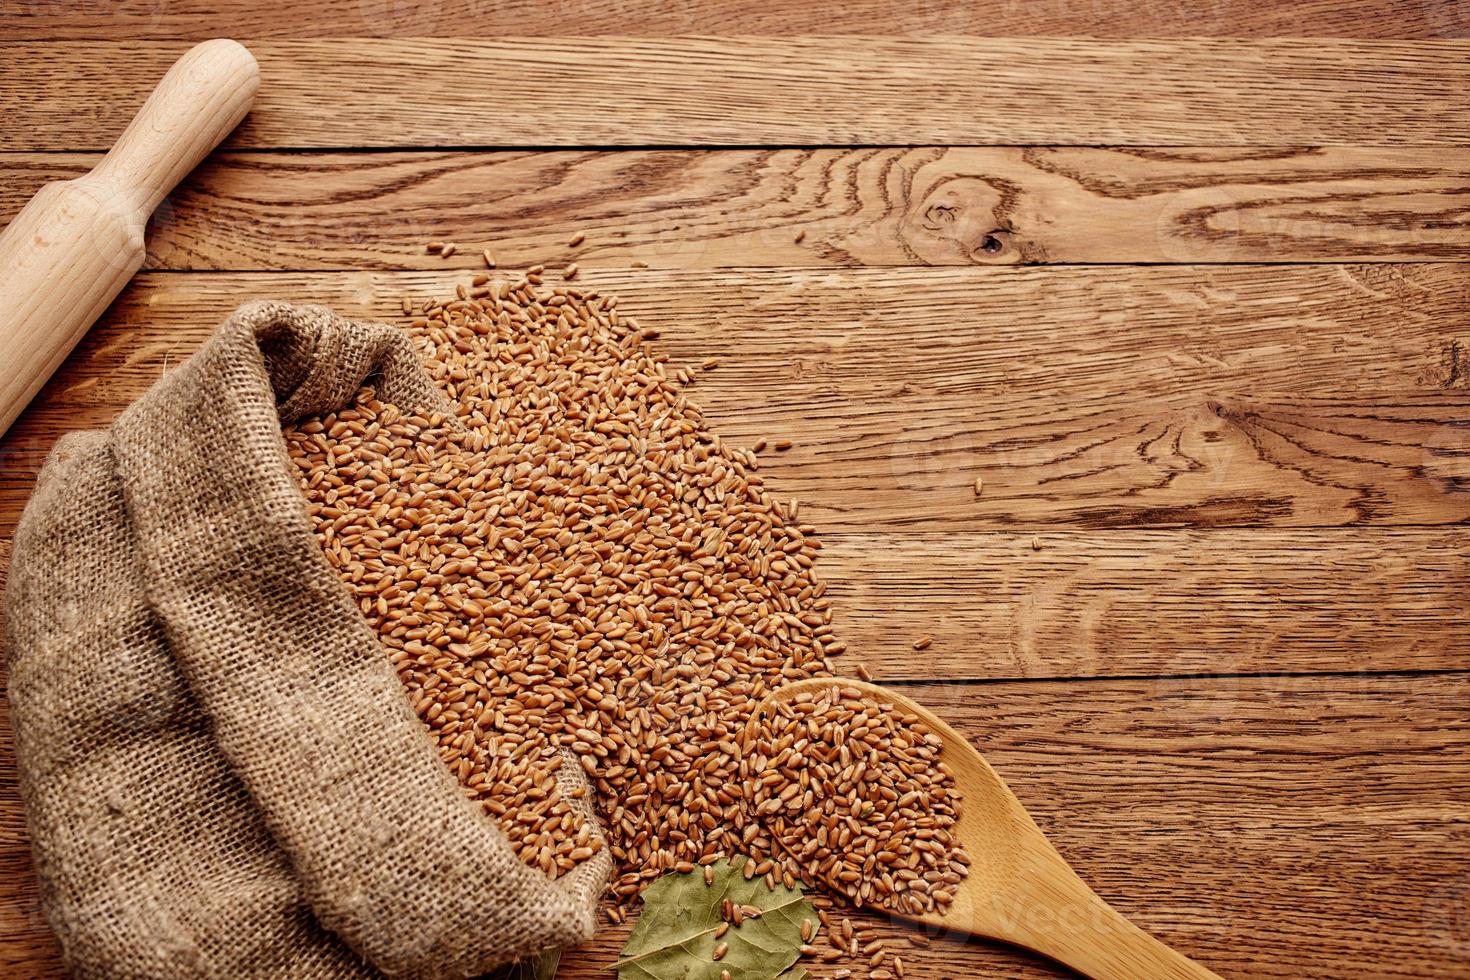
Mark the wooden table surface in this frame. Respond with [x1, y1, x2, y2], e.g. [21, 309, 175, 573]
[3, 3, 1469, 978]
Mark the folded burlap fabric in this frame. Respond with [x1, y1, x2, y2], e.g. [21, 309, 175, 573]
[5, 302, 609, 979]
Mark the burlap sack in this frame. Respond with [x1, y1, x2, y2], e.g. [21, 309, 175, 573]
[5, 302, 610, 979]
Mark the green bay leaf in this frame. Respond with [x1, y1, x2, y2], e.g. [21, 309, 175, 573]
[615, 858, 815, 980]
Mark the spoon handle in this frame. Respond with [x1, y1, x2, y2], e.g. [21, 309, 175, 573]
[1026, 898, 1223, 980]
[996, 842, 1224, 980]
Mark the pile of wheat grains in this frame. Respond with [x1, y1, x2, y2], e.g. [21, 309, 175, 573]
[746, 686, 969, 917]
[282, 270, 969, 934]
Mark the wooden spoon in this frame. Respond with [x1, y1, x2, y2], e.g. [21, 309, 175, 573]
[751, 677, 1224, 979]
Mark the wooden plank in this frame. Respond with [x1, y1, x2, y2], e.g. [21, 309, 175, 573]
[819, 529, 1470, 679]
[7, 147, 1470, 269]
[3, 266, 1468, 532]
[0, 670, 1465, 977]
[2, 524, 1464, 677]
[3, 484, 1456, 734]
[0, 0, 1452, 40]
[4, 39, 1470, 150]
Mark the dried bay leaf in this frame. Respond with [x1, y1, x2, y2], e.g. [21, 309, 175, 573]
[615, 858, 815, 980]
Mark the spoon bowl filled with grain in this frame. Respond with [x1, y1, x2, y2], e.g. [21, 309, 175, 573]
[747, 678, 1226, 980]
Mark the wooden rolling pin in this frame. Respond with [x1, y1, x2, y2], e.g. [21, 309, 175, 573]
[0, 39, 259, 439]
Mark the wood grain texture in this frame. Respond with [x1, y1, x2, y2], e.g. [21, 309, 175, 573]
[820, 529, 1470, 679]
[5, 39, 1470, 150]
[5, 266, 1468, 534]
[7, 146, 1470, 269]
[3, 668, 1467, 978]
[1, 0, 1458, 40]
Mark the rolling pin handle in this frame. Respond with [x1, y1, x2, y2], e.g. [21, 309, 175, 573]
[0, 40, 258, 440]
[90, 39, 260, 219]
